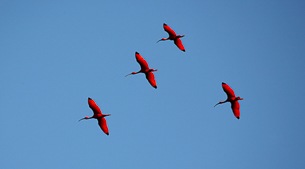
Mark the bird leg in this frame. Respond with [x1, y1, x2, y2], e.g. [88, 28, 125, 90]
[103, 114, 111, 117]
[236, 97, 244, 101]
[150, 69, 157, 72]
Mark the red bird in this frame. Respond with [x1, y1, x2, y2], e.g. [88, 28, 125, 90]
[79, 97, 110, 135]
[126, 52, 157, 89]
[214, 82, 243, 119]
[157, 23, 185, 52]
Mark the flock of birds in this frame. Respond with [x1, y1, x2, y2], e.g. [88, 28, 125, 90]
[79, 23, 243, 136]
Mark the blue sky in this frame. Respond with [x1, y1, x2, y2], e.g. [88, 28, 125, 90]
[1, 0, 305, 168]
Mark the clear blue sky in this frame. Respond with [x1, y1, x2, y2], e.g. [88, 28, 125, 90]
[1, 0, 305, 168]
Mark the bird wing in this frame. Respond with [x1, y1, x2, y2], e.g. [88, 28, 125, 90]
[145, 72, 157, 88]
[163, 23, 177, 38]
[98, 117, 109, 135]
[231, 101, 240, 119]
[174, 38, 185, 52]
[88, 98, 102, 116]
[135, 52, 149, 71]
[222, 82, 236, 98]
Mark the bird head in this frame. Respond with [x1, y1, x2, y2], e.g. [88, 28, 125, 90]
[125, 72, 138, 77]
[157, 38, 168, 43]
[214, 100, 227, 107]
[79, 116, 90, 121]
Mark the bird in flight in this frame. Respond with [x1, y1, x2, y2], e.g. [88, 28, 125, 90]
[214, 82, 243, 119]
[126, 52, 157, 89]
[79, 97, 110, 135]
[157, 23, 185, 52]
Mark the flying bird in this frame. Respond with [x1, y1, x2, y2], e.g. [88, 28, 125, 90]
[126, 52, 157, 89]
[157, 23, 185, 52]
[79, 97, 110, 135]
[214, 82, 243, 119]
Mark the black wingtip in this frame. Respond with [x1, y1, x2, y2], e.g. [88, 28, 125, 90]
[154, 86, 157, 89]
[135, 51, 139, 54]
[182, 49, 186, 52]
[237, 117, 240, 119]
[88, 97, 92, 100]
[222, 82, 226, 84]
[106, 133, 109, 135]
[163, 23, 167, 25]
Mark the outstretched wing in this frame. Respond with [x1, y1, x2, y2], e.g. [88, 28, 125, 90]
[98, 117, 109, 135]
[174, 38, 185, 52]
[88, 97, 102, 116]
[231, 101, 240, 119]
[135, 52, 149, 71]
[145, 72, 157, 89]
[222, 82, 236, 98]
[163, 23, 177, 38]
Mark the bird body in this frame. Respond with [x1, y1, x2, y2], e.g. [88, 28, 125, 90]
[126, 52, 157, 89]
[79, 97, 110, 135]
[214, 82, 243, 119]
[158, 23, 185, 52]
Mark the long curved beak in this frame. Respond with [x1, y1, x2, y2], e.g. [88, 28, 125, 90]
[156, 39, 162, 43]
[78, 117, 86, 122]
[214, 103, 220, 107]
[125, 73, 132, 77]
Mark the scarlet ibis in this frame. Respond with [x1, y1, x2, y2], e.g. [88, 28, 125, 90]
[126, 52, 157, 89]
[214, 82, 243, 119]
[79, 97, 110, 135]
[157, 23, 185, 52]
